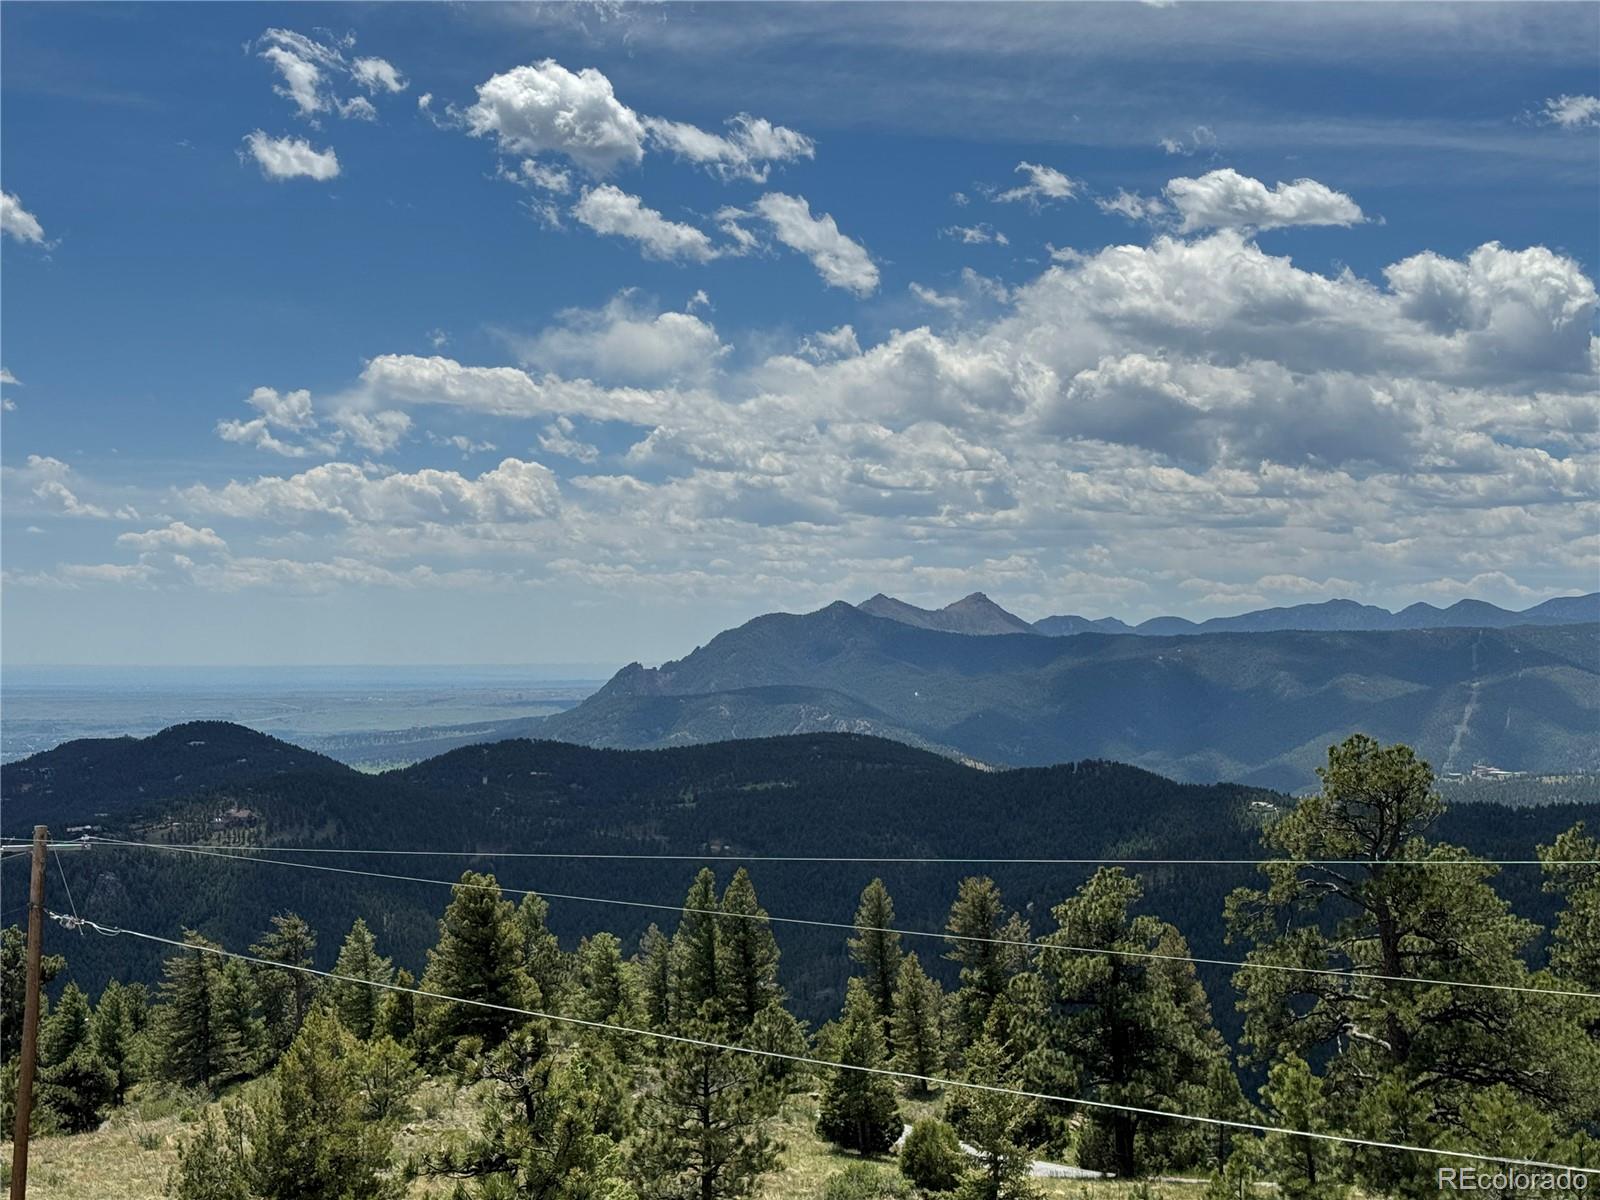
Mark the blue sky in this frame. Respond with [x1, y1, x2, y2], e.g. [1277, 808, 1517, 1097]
[3, 2, 1597, 667]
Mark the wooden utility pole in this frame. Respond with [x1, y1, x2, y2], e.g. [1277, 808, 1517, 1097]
[10, 824, 48, 1200]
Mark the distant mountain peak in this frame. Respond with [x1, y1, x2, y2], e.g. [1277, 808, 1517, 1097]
[857, 592, 1033, 636]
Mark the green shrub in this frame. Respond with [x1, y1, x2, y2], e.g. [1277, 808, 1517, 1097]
[899, 1118, 967, 1192]
[819, 1162, 912, 1200]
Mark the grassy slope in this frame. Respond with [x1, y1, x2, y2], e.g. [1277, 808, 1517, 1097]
[2, 1080, 1219, 1200]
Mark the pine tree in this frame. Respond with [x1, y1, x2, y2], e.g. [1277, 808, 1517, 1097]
[1, 924, 63, 1064]
[156, 931, 244, 1090]
[517, 889, 572, 1014]
[849, 879, 903, 1027]
[39, 981, 93, 1067]
[330, 917, 393, 1040]
[166, 1104, 251, 1200]
[247, 1006, 399, 1200]
[816, 978, 902, 1154]
[944, 877, 1026, 1048]
[745, 1002, 811, 1092]
[376, 966, 417, 1045]
[215, 958, 266, 1079]
[890, 952, 945, 1091]
[671, 868, 723, 1020]
[420, 1025, 631, 1199]
[947, 1034, 1038, 1200]
[93, 979, 144, 1104]
[37, 983, 115, 1133]
[1256, 1056, 1345, 1199]
[1541, 821, 1600, 991]
[417, 870, 533, 1055]
[575, 931, 647, 1063]
[1226, 735, 1600, 1194]
[718, 868, 782, 1030]
[637, 923, 674, 1029]
[1039, 867, 1229, 1179]
[251, 912, 317, 1055]
[635, 1008, 781, 1200]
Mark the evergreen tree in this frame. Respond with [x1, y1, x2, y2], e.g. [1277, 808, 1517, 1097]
[637, 923, 674, 1029]
[1, 924, 63, 1064]
[39, 981, 93, 1067]
[575, 931, 647, 1062]
[890, 952, 945, 1091]
[417, 870, 534, 1055]
[155, 931, 244, 1090]
[718, 868, 782, 1030]
[944, 878, 1027, 1047]
[898, 1119, 967, 1193]
[330, 917, 393, 1040]
[1039, 868, 1229, 1179]
[36, 984, 115, 1133]
[247, 1006, 400, 1200]
[1256, 1056, 1345, 1199]
[1227, 735, 1600, 1195]
[251, 912, 317, 1055]
[849, 879, 903, 1027]
[744, 1002, 811, 1092]
[1541, 821, 1600, 991]
[215, 958, 267, 1079]
[421, 1025, 632, 1199]
[351, 1035, 420, 1124]
[946, 1034, 1037, 1200]
[817, 978, 902, 1155]
[166, 1105, 252, 1200]
[517, 889, 572, 1014]
[93, 979, 144, 1104]
[670, 868, 723, 1021]
[376, 967, 417, 1045]
[635, 1008, 781, 1200]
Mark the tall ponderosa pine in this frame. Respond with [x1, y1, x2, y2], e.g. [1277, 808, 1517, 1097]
[1541, 821, 1600, 992]
[216, 958, 267, 1078]
[251, 912, 317, 1055]
[418, 871, 534, 1054]
[944, 877, 1028, 1047]
[816, 978, 902, 1154]
[637, 923, 674, 1030]
[1227, 735, 1600, 1194]
[517, 889, 572, 1014]
[718, 868, 782, 1029]
[1040, 867, 1231, 1178]
[890, 952, 945, 1091]
[420, 1025, 631, 1199]
[670, 868, 723, 1020]
[849, 879, 903, 1027]
[330, 917, 393, 1040]
[156, 931, 248, 1090]
[575, 931, 647, 1063]
[635, 1010, 781, 1200]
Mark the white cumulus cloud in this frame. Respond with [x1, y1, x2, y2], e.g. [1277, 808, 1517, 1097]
[1, 191, 46, 243]
[992, 161, 1079, 207]
[1165, 168, 1364, 232]
[243, 132, 340, 181]
[572, 185, 719, 263]
[752, 193, 879, 296]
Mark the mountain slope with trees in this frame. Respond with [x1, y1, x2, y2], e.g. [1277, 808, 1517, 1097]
[540, 604, 1599, 788]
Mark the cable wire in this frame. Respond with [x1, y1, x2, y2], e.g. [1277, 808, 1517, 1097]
[98, 839, 1600, 1001]
[42, 909, 1597, 1177]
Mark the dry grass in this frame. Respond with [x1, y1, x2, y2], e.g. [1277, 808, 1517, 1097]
[4, 1082, 1218, 1200]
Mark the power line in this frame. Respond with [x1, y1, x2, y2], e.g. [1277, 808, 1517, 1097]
[65, 835, 1592, 868]
[97, 839, 1600, 1001]
[44, 909, 1597, 1178]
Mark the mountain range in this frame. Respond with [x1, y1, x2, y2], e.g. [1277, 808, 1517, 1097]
[864, 590, 1600, 638]
[538, 604, 1599, 790]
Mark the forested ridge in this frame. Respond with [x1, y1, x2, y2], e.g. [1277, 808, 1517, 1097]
[3, 733, 1598, 1197]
